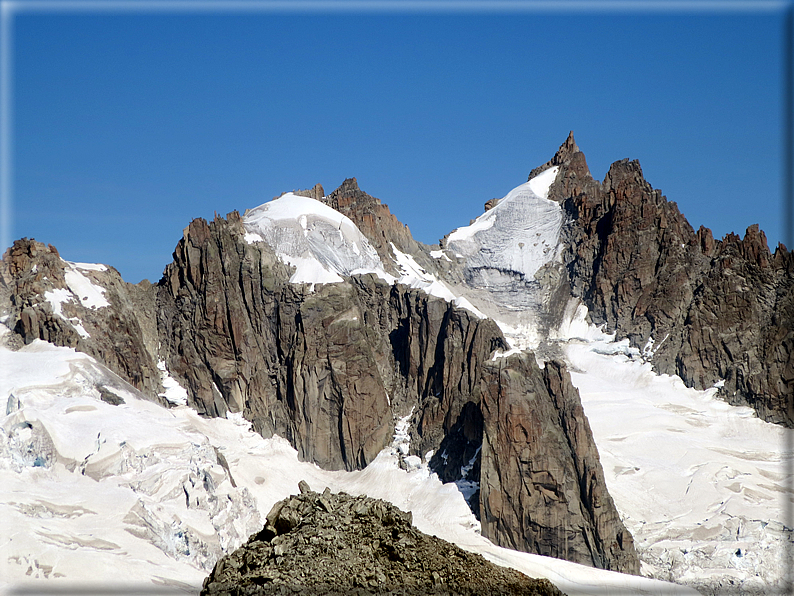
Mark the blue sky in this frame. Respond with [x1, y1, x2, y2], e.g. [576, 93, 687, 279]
[5, 2, 790, 283]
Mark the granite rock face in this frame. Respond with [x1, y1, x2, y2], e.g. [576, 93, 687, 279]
[545, 134, 793, 427]
[201, 483, 565, 596]
[153, 202, 638, 571]
[155, 211, 506, 472]
[478, 355, 638, 574]
[321, 177, 436, 277]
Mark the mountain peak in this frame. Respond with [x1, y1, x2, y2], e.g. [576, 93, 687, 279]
[557, 130, 580, 159]
[528, 131, 591, 184]
[338, 177, 360, 194]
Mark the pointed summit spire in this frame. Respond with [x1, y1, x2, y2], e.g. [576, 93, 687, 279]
[528, 131, 591, 183]
[557, 131, 579, 160]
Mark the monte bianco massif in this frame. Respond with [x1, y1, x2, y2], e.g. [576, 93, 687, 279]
[0, 134, 791, 595]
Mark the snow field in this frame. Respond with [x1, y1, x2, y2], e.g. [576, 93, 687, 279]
[242, 193, 391, 289]
[446, 166, 562, 283]
[552, 305, 793, 594]
[0, 339, 693, 596]
[389, 243, 486, 319]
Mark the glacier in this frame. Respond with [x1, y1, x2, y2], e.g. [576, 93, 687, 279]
[1, 167, 791, 595]
[0, 327, 695, 595]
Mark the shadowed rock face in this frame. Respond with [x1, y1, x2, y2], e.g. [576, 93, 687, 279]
[544, 134, 793, 427]
[201, 483, 565, 596]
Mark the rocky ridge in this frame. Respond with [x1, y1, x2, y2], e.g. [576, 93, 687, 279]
[201, 481, 565, 596]
[154, 208, 638, 573]
[542, 133, 793, 427]
[0, 239, 165, 404]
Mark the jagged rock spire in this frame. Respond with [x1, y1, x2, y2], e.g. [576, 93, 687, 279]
[527, 132, 596, 203]
[528, 131, 589, 181]
[556, 130, 580, 159]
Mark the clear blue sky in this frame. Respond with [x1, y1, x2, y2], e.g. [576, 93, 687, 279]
[6, 2, 790, 283]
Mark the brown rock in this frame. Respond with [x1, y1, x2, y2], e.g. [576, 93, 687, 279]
[0, 238, 164, 402]
[554, 142, 793, 427]
[478, 354, 638, 574]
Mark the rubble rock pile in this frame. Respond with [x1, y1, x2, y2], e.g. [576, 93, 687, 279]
[201, 481, 564, 596]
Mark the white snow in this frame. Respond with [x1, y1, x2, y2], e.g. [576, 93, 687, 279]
[641, 333, 669, 361]
[242, 193, 388, 289]
[550, 303, 794, 594]
[64, 268, 110, 310]
[67, 261, 108, 272]
[43, 288, 91, 339]
[157, 360, 189, 406]
[39, 262, 111, 339]
[279, 254, 344, 286]
[527, 164, 559, 199]
[43, 288, 73, 320]
[430, 249, 452, 262]
[242, 193, 488, 323]
[390, 243, 487, 319]
[446, 211, 496, 244]
[0, 339, 694, 596]
[446, 166, 562, 284]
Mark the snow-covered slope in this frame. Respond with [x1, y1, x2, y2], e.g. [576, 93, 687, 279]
[242, 192, 488, 319]
[0, 328, 694, 596]
[242, 192, 393, 289]
[446, 166, 563, 314]
[550, 304, 794, 595]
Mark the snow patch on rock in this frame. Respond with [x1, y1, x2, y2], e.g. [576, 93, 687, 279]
[391, 243, 486, 319]
[157, 360, 189, 406]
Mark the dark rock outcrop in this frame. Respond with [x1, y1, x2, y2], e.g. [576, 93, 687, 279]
[201, 483, 565, 596]
[478, 355, 638, 574]
[545, 134, 793, 427]
[0, 238, 165, 402]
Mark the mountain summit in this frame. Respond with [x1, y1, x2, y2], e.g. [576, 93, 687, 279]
[1, 135, 790, 594]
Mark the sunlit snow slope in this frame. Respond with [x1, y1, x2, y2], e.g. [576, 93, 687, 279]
[446, 166, 562, 315]
[550, 304, 794, 595]
[0, 326, 693, 596]
[242, 192, 488, 319]
[242, 192, 392, 288]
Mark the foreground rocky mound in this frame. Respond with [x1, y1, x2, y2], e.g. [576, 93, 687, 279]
[202, 482, 564, 596]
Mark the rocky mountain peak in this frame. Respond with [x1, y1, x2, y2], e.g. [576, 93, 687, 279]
[557, 142, 793, 427]
[334, 176, 361, 195]
[528, 131, 586, 176]
[293, 183, 325, 201]
[528, 132, 596, 203]
[603, 157, 653, 195]
[322, 177, 421, 266]
[0, 238, 164, 401]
